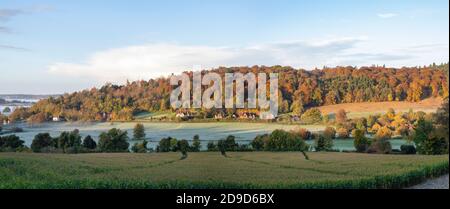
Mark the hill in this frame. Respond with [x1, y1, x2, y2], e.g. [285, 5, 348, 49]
[7, 63, 449, 122]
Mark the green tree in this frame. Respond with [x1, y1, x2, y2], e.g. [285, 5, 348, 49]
[82, 135, 97, 150]
[133, 123, 146, 140]
[177, 139, 189, 159]
[58, 129, 81, 153]
[217, 139, 227, 157]
[251, 134, 268, 151]
[157, 137, 173, 152]
[314, 134, 333, 151]
[191, 135, 201, 152]
[98, 128, 130, 152]
[131, 140, 149, 153]
[353, 129, 369, 153]
[413, 118, 448, 155]
[0, 135, 24, 151]
[31, 133, 54, 153]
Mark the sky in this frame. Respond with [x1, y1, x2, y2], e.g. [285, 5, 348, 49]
[0, 0, 449, 94]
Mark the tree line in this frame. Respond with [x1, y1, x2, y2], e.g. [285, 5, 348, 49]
[6, 63, 449, 123]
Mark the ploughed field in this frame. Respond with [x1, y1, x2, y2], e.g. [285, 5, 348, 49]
[0, 152, 447, 189]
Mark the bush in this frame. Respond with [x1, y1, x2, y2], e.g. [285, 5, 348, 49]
[98, 128, 130, 152]
[314, 134, 333, 151]
[82, 135, 97, 150]
[57, 130, 82, 153]
[368, 138, 392, 154]
[177, 139, 189, 159]
[375, 126, 392, 140]
[133, 123, 146, 140]
[191, 135, 201, 152]
[291, 128, 311, 140]
[0, 135, 25, 151]
[301, 108, 323, 124]
[413, 118, 449, 155]
[400, 144, 417, 155]
[217, 139, 227, 156]
[323, 127, 336, 139]
[251, 134, 268, 151]
[207, 141, 217, 151]
[266, 129, 309, 151]
[337, 128, 349, 139]
[353, 129, 370, 153]
[157, 137, 175, 152]
[31, 133, 54, 153]
[131, 140, 149, 153]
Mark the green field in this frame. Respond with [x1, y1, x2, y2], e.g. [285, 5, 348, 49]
[0, 152, 447, 189]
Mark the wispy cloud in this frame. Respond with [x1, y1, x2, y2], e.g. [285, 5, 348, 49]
[377, 13, 399, 19]
[0, 9, 24, 21]
[47, 36, 427, 84]
[0, 44, 29, 51]
[0, 26, 11, 33]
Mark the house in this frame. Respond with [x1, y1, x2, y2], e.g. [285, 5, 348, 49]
[52, 116, 65, 122]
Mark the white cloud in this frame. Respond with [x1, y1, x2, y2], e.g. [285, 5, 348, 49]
[47, 37, 448, 85]
[377, 13, 399, 18]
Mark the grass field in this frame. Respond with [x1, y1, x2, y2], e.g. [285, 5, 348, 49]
[0, 152, 448, 189]
[317, 97, 443, 118]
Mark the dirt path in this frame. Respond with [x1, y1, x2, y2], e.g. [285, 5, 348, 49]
[408, 174, 449, 189]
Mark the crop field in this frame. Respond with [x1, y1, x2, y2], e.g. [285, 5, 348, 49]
[0, 152, 447, 189]
[317, 97, 443, 119]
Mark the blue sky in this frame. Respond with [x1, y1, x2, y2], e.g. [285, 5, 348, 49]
[1, 0, 448, 94]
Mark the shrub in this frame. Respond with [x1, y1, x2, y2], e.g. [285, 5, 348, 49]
[98, 128, 130, 152]
[314, 134, 333, 151]
[337, 128, 349, 139]
[82, 135, 97, 150]
[31, 133, 54, 152]
[170, 138, 178, 151]
[177, 139, 189, 159]
[400, 144, 417, 154]
[191, 135, 201, 152]
[133, 123, 146, 140]
[0, 135, 25, 151]
[224, 135, 238, 151]
[207, 141, 217, 151]
[353, 129, 370, 153]
[368, 138, 392, 154]
[413, 118, 449, 155]
[375, 126, 392, 140]
[336, 109, 347, 124]
[131, 140, 149, 153]
[57, 130, 82, 153]
[301, 108, 323, 124]
[291, 128, 311, 140]
[157, 137, 175, 152]
[251, 134, 268, 151]
[217, 139, 227, 156]
[323, 127, 336, 139]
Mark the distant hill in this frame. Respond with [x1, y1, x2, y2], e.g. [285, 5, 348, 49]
[0, 94, 59, 103]
[7, 63, 449, 122]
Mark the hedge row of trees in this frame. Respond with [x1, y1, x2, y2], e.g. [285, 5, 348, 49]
[2, 99, 447, 155]
[8, 63, 448, 123]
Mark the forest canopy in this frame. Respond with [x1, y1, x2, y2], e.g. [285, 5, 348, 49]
[10, 63, 449, 123]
